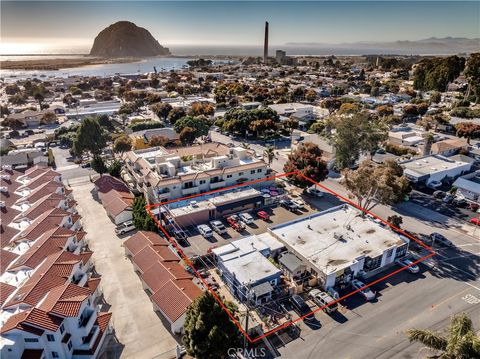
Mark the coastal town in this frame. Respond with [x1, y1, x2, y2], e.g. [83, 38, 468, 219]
[1, 13, 480, 359]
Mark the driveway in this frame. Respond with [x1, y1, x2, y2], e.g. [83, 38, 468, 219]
[71, 182, 178, 359]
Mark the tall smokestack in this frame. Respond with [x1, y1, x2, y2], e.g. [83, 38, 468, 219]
[263, 21, 269, 65]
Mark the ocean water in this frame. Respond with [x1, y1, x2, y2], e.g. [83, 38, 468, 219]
[0, 57, 196, 80]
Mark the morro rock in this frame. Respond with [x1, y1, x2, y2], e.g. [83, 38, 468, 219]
[90, 21, 170, 58]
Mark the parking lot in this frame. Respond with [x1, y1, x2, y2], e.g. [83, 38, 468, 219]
[168, 187, 345, 258]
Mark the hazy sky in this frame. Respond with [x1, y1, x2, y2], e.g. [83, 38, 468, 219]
[1, 1, 479, 51]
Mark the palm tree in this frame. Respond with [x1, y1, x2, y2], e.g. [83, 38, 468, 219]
[407, 313, 480, 358]
[423, 132, 435, 156]
[240, 142, 251, 150]
[263, 145, 276, 166]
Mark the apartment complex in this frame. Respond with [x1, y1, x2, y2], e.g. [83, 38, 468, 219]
[123, 142, 269, 203]
[0, 165, 112, 359]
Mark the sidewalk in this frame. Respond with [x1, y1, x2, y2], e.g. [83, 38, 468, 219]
[71, 182, 178, 359]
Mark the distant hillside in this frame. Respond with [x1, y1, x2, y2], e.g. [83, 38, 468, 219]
[90, 21, 170, 58]
[284, 37, 480, 55]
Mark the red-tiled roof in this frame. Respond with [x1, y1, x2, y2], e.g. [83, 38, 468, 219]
[38, 282, 91, 317]
[21, 193, 66, 221]
[1, 308, 63, 334]
[94, 175, 130, 194]
[17, 208, 70, 242]
[151, 279, 202, 323]
[0, 224, 20, 248]
[0, 282, 16, 306]
[85, 277, 101, 292]
[141, 261, 192, 293]
[0, 206, 21, 227]
[20, 181, 64, 205]
[100, 190, 134, 218]
[79, 251, 93, 265]
[1, 249, 19, 274]
[123, 231, 169, 256]
[3, 251, 80, 308]
[132, 245, 179, 273]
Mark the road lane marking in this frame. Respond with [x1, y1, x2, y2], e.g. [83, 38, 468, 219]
[462, 293, 480, 304]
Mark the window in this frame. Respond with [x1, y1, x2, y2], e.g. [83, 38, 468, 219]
[250, 170, 255, 174]
[67, 341, 73, 351]
[386, 248, 394, 257]
[60, 324, 65, 334]
[257, 169, 262, 173]
[47, 334, 55, 342]
[238, 172, 244, 176]
[52, 352, 59, 358]
[227, 174, 232, 178]
[24, 338, 39, 343]
[199, 180, 206, 185]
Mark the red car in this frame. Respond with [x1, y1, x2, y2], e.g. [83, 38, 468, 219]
[471, 217, 480, 226]
[257, 210, 270, 221]
[227, 216, 245, 231]
[469, 203, 479, 212]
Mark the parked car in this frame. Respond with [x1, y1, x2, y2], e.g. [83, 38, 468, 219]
[172, 229, 188, 243]
[257, 210, 270, 221]
[351, 279, 376, 301]
[280, 199, 298, 212]
[197, 224, 213, 238]
[239, 212, 254, 225]
[290, 294, 315, 321]
[443, 194, 454, 204]
[427, 180, 442, 189]
[452, 198, 467, 207]
[306, 186, 324, 197]
[210, 220, 227, 234]
[291, 199, 305, 209]
[115, 221, 135, 235]
[469, 203, 479, 212]
[395, 258, 420, 274]
[81, 162, 91, 168]
[430, 232, 454, 247]
[226, 216, 245, 231]
[433, 190, 446, 199]
[470, 217, 480, 226]
[309, 289, 338, 313]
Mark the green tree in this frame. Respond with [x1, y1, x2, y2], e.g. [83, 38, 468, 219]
[284, 142, 329, 188]
[149, 135, 170, 147]
[464, 53, 480, 103]
[179, 127, 197, 145]
[132, 196, 157, 232]
[91, 155, 107, 175]
[341, 160, 411, 211]
[113, 135, 132, 155]
[183, 292, 242, 359]
[151, 102, 173, 120]
[456, 122, 480, 144]
[423, 132, 435, 156]
[387, 215, 403, 229]
[39, 112, 57, 125]
[263, 145, 276, 165]
[108, 160, 122, 178]
[413, 56, 465, 92]
[174, 115, 210, 139]
[167, 107, 186, 124]
[72, 117, 107, 156]
[305, 89, 317, 102]
[430, 91, 442, 104]
[332, 112, 388, 169]
[407, 313, 480, 359]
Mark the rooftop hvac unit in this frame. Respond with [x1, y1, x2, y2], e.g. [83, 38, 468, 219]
[0, 187, 7, 193]
[0, 201, 5, 208]
[1, 175, 10, 181]
[2, 165, 12, 171]
[190, 200, 198, 207]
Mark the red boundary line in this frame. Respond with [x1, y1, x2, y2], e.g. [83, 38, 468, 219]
[146, 171, 435, 343]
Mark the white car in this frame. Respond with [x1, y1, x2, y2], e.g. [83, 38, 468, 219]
[351, 279, 376, 301]
[115, 221, 135, 235]
[395, 258, 420, 274]
[427, 180, 442, 189]
[306, 186, 324, 197]
[197, 224, 213, 238]
[209, 220, 227, 234]
[239, 212, 254, 225]
[291, 199, 305, 209]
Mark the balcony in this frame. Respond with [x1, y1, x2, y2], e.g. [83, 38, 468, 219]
[209, 180, 226, 190]
[181, 186, 199, 196]
[78, 309, 95, 329]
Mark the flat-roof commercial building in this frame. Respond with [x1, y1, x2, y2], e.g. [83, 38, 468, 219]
[212, 235, 283, 305]
[269, 205, 409, 289]
[161, 186, 266, 228]
[401, 154, 474, 186]
[123, 142, 269, 204]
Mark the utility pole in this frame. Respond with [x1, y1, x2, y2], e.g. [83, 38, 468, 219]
[244, 281, 253, 351]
